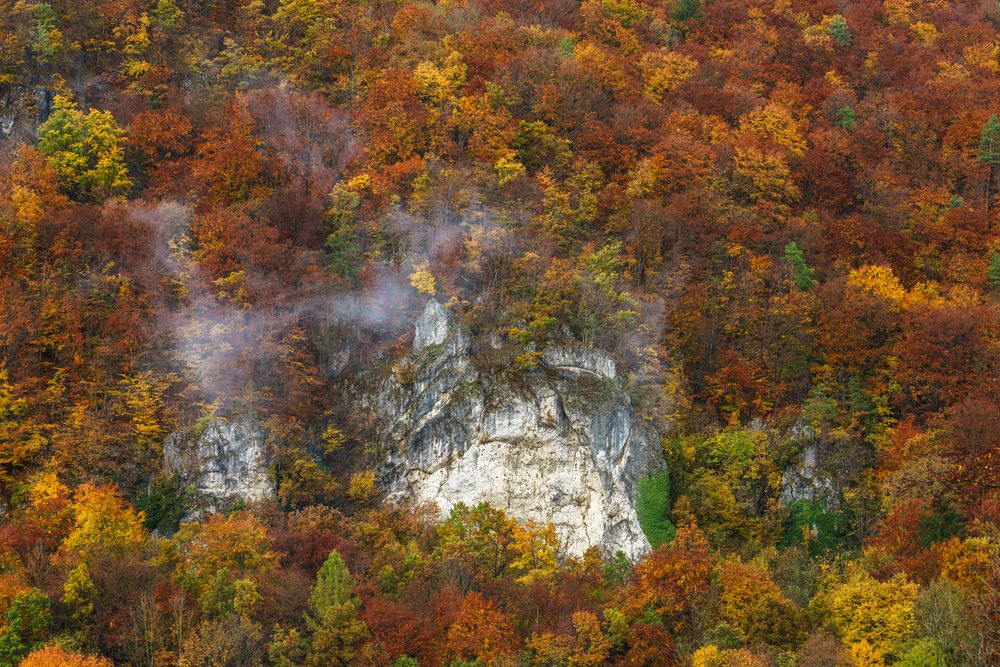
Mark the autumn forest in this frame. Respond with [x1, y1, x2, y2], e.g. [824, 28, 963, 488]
[1, 0, 1000, 665]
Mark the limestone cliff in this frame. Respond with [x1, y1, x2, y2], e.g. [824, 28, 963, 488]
[780, 422, 856, 509]
[164, 417, 273, 507]
[373, 300, 658, 559]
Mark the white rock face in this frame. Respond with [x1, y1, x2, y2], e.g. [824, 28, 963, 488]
[164, 417, 273, 505]
[375, 300, 657, 559]
[780, 423, 836, 507]
[413, 298, 451, 351]
[542, 345, 617, 379]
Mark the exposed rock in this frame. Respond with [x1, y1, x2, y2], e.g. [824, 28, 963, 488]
[326, 349, 351, 376]
[164, 417, 273, 506]
[373, 299, 659, 559]
[413, 298, 451, 351]
[0, 86, 54, 140]
[780, 423, 837, 507]
[542, 345, 617, 380]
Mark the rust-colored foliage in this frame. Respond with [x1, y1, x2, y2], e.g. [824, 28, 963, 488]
[1, 0, 1000, 662]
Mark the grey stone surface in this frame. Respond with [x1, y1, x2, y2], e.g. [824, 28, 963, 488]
[413, 298, 451, 351]
[780, 422, 837, 507]
[164, 417, 273, 505]
[373, 299, 658, 559]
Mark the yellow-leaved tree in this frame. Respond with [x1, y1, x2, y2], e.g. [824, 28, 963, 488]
[0, 369, 47, 490]
[738, 102, 807, 156]
[846, 265, 908, 309]
[511, 520, 559, 583]
[812, 568, 918, 665]
[691, 645, 768, 667]
[21, 645, 112, 667]
[36, 95, 131, 201]
[158, 512, 276, 617]
[60, 483, 147, 558]
[716, 558, 806, 647]
[409, 263, 437, 295]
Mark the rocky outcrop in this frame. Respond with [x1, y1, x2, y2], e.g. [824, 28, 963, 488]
[373, 300, 659, 559]
[413, 298, 451, 351]
[164, 417, 273, 506]
[780, 423, 837, 507]
[1, 86, 53, 140]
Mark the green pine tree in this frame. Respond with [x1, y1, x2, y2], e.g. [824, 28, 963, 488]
[151, 0, 184, 28]
[826, 15, 852, 47]
[784, 241, 816, 290]
[988, 252, 1000, 289]
[29, 3, 61, 65]
[980, 115, 1000, 208]
[325, 226, 362, 282]
[309, 550, 353, 621]
[978, 114, 1000, 165]
[0, 590, 50, 666]
[302, 550, 368, 667]
[672, 0, 702, 23]
[834, 106, 856, 130]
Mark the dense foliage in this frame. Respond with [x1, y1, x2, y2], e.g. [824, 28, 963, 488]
[1, 0, 1000, 664]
